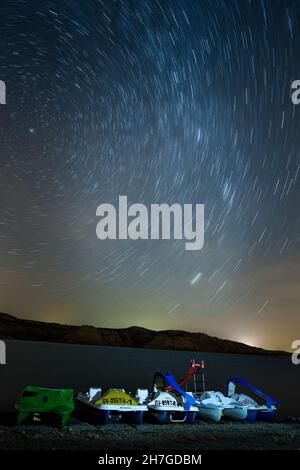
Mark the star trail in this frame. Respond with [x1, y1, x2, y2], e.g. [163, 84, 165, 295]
[0, 0, 299, 350]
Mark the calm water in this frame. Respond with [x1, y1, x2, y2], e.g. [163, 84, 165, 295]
[0, 340, 299, 416]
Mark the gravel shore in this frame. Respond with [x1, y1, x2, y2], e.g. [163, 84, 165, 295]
[0, 419, 300, 450]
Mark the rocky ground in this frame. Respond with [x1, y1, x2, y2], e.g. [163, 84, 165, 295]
[0, 418, 300, 450]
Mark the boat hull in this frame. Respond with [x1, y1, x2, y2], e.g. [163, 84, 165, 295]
[197, 407, 222, 423]
[148, 410, 197, 424]
[222, 407, 248, 421]
[245, 409, 258, 422]
[245, 407, 276, 422]
[128, 410, 144, 425]
[77, 398, 145, 425]
[257, 409, 276, 422]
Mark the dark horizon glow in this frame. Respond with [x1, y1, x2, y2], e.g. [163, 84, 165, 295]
[0, 1, 299, 351]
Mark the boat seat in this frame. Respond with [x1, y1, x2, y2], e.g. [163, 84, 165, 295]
[135, 388, 149, 404]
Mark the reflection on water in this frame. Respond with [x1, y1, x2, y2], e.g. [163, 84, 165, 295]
[0, 340, 299, 416]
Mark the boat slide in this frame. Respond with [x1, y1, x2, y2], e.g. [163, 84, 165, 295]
[147, 372, 199, 423]
[163, 360, 247, 422]
[165, 359, 205, 392]
[75, 364, 279, 425]
[226, 377, 279, 421]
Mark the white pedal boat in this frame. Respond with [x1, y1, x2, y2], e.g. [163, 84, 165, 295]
[148, 372, 199, 424]
[229, 392, 276, 422]
[196, 391, 223, 422]
[227, 377, 279, 422]
[77, 387, 148, 425]
[198, 391, 247, 421]
[147, 389, 198, 424]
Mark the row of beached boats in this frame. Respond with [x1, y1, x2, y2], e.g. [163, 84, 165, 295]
[76, 360, 279, 425]
[15, 359, 279, 427]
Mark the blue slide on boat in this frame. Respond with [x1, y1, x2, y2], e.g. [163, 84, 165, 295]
[226, 377, 279, 422]
[162, 373, 196, 411]
[147, 371, 201, 424]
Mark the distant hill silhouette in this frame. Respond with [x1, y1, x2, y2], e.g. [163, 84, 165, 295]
[0, 312, 287, 355]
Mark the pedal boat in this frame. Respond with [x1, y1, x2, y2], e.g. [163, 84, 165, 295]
[198, 391, 247, 421]
[15, 386, 74, 428]
[147, 372, 199, 424]
[77, 387, 148, 425]
[227, 377, 279, 422]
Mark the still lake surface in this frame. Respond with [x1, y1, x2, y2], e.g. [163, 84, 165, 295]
[0, 340, 299, 416]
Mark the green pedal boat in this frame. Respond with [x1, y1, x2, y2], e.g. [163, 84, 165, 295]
[15, 386, 74, 428]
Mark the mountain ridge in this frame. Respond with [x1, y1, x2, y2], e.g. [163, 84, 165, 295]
[0, 312, 287, 355]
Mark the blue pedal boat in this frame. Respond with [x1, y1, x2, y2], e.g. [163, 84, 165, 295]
[226, 377, 279, 422]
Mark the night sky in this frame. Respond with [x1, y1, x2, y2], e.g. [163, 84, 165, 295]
[0, 0, 299, 351]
